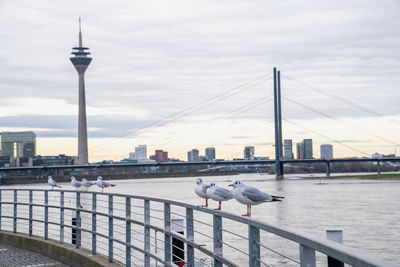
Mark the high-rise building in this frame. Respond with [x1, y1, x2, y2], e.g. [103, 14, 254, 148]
[187, 149, 199, 162]
[130, 145, 147, 161]
[150, 150, 169, 162]
[284, 139, 293, 159]
[70, 18, 92, 165]
[244, 146, 255, 160]
[320, 144, 333, 159]
[303, 139, 313, 159]
[205, 147, 216, 161]
[0, 131, 36, 158]
[296, 142, 304, 159]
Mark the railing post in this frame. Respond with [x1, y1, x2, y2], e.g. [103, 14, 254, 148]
[213, 214, 223, 267]
[326, 230, 344, 267]
[126, 197, 131, 267]
[300, 244, 316, 267]
[92, 193, 97, 255]
[186, 208, 194, 267]
[144, 199, 150, 266]
[108, 195, 113, 262]
[249, 225, 260, 267]
[76, 192, 81, 249]
[164, 203, 171, 265]
[44, 191, 48, 240]
[29, 190, 33, 236]
[13, 190, 17, 233]
[60, 191, 64, 243]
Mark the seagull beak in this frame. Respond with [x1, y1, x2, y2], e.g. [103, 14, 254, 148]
[228, 184, 233, 187]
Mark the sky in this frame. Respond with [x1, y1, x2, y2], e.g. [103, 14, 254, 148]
[0, 0, 399, 162]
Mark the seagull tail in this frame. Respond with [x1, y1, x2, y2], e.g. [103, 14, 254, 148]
[57, 185, 63, 188]
[111, 184, 116, 187]
[271, 195, 284, 201]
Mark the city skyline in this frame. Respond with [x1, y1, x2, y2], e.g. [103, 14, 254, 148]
[0, 1, 399, 162]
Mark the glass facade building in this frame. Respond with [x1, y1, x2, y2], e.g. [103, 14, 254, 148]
[0, 131, 36, 158]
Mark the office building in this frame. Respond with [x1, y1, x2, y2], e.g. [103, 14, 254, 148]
[303, 139, 313, 159]
[244, 146, 255, 160]
[296, 142, 304, 159]
[70, 18, 92, 165]
[33, 154, 77, 166]
[187, 149, 199, 162]
[129, 145, 147, 161]
[205, 147, 216, 161]
[320, 144, 333, 159]
[284, 139, 294, 159]
[0, 131, 36, 158]
[150, 150, 169, 162]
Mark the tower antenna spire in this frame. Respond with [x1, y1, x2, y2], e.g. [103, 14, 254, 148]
[79, 17, 82, 47]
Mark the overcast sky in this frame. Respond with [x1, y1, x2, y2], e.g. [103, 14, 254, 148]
[0, 0, 399, 161]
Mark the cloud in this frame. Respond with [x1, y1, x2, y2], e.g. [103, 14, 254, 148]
[0, 0, 399, 159]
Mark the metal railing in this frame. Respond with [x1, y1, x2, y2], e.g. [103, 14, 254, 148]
[0, 189, 396, 267]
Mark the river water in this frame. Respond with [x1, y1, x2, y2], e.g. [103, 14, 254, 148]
[2, 173, 399, 266]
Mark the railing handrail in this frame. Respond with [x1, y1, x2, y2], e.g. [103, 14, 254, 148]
[0, 188, 396, 267]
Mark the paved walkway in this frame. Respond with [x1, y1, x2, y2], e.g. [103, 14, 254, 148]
[0, 243, 69, 267]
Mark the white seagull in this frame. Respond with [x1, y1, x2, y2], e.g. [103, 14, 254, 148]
[229, 179, 284, 216]
[96, 176, 116, 192]
[194, 178, 209, 207]
[48, 176, 62, 190]
[206, 182, 233, 210]
[71, 176, 83, 190]
[82, 178, 95, 191]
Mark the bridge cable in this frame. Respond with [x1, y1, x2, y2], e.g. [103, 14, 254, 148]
[90, 73, 272, 154]
[283, 118, 370, 157]
[284, 74, 400, 127]
[115, 96, 274, 159]
[283, 96, 399, 146]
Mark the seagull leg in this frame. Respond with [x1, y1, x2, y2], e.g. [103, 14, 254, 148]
[201, 199, 208, 207]
[242, 205, 251, 216]
[214, 201, 221, 210]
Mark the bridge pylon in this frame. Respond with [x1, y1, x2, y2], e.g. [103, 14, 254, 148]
[273, 67, 284, 180]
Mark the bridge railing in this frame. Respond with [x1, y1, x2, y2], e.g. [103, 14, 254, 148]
[0, 189, 395, 267]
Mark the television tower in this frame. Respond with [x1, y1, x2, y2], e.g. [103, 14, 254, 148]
[70, 18, 92, 164]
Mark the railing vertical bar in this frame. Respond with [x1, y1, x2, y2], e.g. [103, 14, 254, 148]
[13, 190, 17, 233]
[126, 197, 131, 267]
[144, 199, 150, 266]
[249, 225, 260, 267]
[60, 191, 64, 243]
[29, 190, 33, 236]
[186, 208, 194, 267]
[164, 203, 171, 265]
[92, 193, 97, 255]
[44, 191, 48, 240]
[213, 214, 223, 267]
[300, 244, 316, 267]
[76, 192, 81, 249]
[108, 195, 113, 262]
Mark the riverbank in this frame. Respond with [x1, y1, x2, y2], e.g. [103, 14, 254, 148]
[317, 173, 400, 180]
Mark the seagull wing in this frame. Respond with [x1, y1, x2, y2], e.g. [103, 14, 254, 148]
[214, 187, 233, 200]
[241, 186, 272, 203]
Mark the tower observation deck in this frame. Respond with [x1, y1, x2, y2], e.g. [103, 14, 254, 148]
[70, 18, 92, 165]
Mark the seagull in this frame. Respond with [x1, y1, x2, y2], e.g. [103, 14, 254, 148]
[71, 176, 83, 190]
[206, 182, 233, 210]
[96, 176, 116, 192]
[48, 176, 62, 190]
[229, 179, 284, 216]
[194, 178, 209, 207]
[82, 178, 95, 191]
